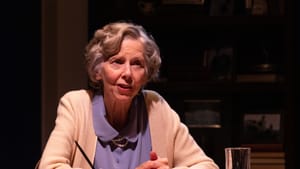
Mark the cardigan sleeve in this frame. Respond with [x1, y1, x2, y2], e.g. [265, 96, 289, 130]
[144, 90, 219, 169]
[38, 90, 94, 169]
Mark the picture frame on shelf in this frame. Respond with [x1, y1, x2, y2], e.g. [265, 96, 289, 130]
[241, 112, 282, 151]
[203, 46, 234, 81]
[251, 0, 269, 15]
[183, 99, 222, 128]
[209, 0, 234, 16]
[162, 0, 205, 5]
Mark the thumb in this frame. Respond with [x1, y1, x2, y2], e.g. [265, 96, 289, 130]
[150, 151, 158, 161]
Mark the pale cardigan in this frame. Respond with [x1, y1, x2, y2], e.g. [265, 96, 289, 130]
[38, 89, 219, 169]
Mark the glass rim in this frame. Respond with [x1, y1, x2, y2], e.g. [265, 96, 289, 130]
[225, 147, 251, 150]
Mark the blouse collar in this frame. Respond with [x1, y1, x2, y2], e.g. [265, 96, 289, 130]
[92, 94, 143, 143]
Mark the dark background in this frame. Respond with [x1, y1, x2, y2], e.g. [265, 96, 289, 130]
[1, 0, 298, 168]
[1, 1, 41, 168]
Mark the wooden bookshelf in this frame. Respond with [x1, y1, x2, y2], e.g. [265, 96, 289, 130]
[89, 0, 296, 168]
[251, 151, 285, 169]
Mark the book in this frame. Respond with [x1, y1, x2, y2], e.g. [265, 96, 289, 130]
[241, 144, 283, 152]
[250, 151, 285, 169]
[162, 0, 204, 5]
[251, 158, 285, 164]
[236, 73, 283, 83]
[251, 151, 285, 158]
[252, 164, 285, 169]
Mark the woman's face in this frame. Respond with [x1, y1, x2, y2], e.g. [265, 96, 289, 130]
[96, 38, 147, 102]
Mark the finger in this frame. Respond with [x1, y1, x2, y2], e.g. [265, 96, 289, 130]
[150, 151, 158, 161]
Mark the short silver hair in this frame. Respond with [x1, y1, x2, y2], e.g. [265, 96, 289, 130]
[85, 21, 161, 91]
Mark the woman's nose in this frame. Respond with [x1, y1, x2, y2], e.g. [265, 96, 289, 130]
[123, 63, 131, 75]
[122, 63, 132, 81]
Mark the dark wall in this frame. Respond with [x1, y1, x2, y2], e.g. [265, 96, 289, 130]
[295, 0, 298, 165]
[1, 1, 41, 168]
[88, 1, 297, 169]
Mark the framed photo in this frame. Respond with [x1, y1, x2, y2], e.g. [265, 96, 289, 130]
[242, 113, 281, 144]
[184, 99, 222, 128]
[209, 0, 234, 16]
[202, 46, 234, 81]
[162, 0, 205, 5]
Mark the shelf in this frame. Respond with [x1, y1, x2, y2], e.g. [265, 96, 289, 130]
[146, 81, 286, 94]
[137, 16, 286, 27]
[89, 0, 295, 168]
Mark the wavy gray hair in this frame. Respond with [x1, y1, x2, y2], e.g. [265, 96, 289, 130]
[85, 21, 161, 91]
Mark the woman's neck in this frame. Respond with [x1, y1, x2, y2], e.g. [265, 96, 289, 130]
[104, 97, 132, 131]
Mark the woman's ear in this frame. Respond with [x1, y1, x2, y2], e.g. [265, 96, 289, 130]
[95, 64, 103, 80]
[95, 71, 102, 80]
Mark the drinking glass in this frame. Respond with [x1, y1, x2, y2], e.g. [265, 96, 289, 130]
[225, 147, 251, 169]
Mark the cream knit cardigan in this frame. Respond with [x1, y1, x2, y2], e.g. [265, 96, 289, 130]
[37, 89, 219, 169]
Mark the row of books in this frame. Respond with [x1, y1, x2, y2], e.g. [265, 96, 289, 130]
[236, 73, 284, 83]
[165, 73, 284, 83]
[251, 151, 285, 169]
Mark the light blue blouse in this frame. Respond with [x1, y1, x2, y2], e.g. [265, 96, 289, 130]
[92, 93, 152, 169]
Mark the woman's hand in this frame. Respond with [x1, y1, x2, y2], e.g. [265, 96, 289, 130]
[136, 151, 170, 169]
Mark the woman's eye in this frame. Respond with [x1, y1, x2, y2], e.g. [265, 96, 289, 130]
[132, 60, 144, 67]
[133, 61, 140, 65]
[112, 59, 123, 64]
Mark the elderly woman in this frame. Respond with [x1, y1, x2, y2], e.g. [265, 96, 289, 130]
[37, 21, 219, 169]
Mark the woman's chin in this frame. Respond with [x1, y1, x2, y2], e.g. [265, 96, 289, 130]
[115, 93, 134, 102]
